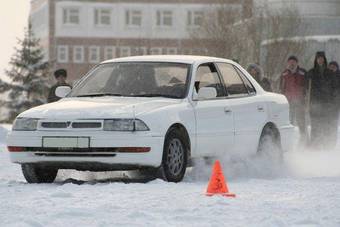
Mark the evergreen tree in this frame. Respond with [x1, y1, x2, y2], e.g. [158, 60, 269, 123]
[0, 24, 50, 122]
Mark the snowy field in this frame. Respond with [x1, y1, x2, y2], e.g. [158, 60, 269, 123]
[1, 124, 340, 227]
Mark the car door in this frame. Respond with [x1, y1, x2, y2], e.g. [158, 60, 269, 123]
[216, 62, 267, 155]
[192, 63, 234, 157]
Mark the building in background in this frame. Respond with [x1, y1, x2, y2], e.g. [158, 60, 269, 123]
[30, 0, 253, 82]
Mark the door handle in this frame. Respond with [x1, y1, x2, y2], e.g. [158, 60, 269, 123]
[224, 107, 232, 114]
[257, 106, 264, 112]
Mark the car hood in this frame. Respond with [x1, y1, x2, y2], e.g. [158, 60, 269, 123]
[19, 97, 182, 119]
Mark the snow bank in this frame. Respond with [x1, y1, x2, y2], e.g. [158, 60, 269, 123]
[0, 124, 340, 226]
[261, 35, 340, 46]
[186, 144, 340, 182]
[0, 148, 340, 227]
[0, 124, 10, 149]
[285, 150, 340, 178]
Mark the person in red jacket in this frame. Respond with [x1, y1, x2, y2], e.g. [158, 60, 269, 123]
[280, 56, 307, 141]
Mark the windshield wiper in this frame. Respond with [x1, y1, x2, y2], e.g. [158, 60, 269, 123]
[131, 94, 180, 99]
[75, 93, 123, 97]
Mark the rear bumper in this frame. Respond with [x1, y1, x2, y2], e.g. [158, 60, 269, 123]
[7, 130, 164, 169]
[279, 124, 299, 152]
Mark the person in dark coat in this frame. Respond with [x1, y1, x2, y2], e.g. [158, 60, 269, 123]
[327, 61, 340, 148]
[328, 61, 339, 74]
[280, 56, 307, 141]
[328, 61, 340, 100]
[47, 69, 72, 103]
[246, 63, 272, 92]
[307, 51, 337, 149]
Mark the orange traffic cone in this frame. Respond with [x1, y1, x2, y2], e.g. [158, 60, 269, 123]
[206, 160, 236, 197]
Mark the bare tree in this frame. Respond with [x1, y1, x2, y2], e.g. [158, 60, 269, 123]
[259, 5, 308, 88]
[190, 1, 308, 90]
[189, 1, 245, 60]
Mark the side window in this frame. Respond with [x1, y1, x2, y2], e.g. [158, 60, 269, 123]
[195, 63, 225, 97]
[234, 66, 256, 94]
[216, 63, 248, 96]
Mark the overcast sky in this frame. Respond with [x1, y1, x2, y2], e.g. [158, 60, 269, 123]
[0, 0, 30, 80]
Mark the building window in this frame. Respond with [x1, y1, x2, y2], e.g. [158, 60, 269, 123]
[187, 11, 204, 27]
[139, 47, 148, 55]
[73, 46, 84, 63]
[89, 46, 100, 63]
[104, 46, 116, 60]
[150, 47, 163, 55]
[125, 10, 142, 27]
[130, 47, 147, 56]
[57, 45, 69, 63]
[167, 48, 177, 55]
[94, 8, 111, 26]
[181, 48, 193, 55]
[119, 46, 131, 57]
[193, 48, 208, 55]
[63, 8, 80, 25]
[156, 10, 173, 27]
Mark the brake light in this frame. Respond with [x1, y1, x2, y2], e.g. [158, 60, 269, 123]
[118, 147, 151, 153]
[7, 146, 25, 152]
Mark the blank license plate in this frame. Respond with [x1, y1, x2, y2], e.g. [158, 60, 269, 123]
[42, 137, 90, 148]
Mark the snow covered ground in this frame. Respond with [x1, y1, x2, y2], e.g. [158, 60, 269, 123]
[1, 124, 340, 227]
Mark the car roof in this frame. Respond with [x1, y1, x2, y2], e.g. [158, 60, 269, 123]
[102, 55, 235, 64]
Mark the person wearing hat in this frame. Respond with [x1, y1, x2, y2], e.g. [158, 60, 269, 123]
[328, 61, 340, 74]
[280, 55, 307, 143]
[246, 63, 272, 92]
[47, 69, 72, 103]
[307, 51, 337, 149]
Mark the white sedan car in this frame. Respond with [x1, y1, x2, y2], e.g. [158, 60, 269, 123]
[7, 55, 295, 183]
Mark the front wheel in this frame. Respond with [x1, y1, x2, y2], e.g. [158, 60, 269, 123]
[21, 164, 58, 183]
[161, 129, 188, 182]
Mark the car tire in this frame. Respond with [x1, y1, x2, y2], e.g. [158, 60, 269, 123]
[21, 164, 58, 183]
[257, 126, 283, 162]
[160, 129, 188, 182]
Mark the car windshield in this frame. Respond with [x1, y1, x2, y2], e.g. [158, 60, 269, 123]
[69, 62, 191, 99]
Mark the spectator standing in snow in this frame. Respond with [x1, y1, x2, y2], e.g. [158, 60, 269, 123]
[327, 61, 340, 147]
[47, 69, 72, 103]
[246, 63, 272, 92]
[307, 52, 337, 149]
[280, 56, 307, 141]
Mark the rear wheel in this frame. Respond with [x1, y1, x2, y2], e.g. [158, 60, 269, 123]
[160, 129, 188, 182]
[257, 126, 282, 161]
[21, 164, 58, 183]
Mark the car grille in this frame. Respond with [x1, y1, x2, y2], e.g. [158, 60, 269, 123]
[34, 152, 117, 157]
[41, 122, 68, 128]
[71, 122, 102, 128]
[29, 148, 118, 157]
[40, 121, 102, 129]
[26, 147, 119, 152]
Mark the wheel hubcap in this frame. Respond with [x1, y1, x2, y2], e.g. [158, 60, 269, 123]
[167, 138, 184, 176]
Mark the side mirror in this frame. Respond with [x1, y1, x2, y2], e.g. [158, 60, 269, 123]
[196, 87, 217, 100]
[55, 86, 71, 98]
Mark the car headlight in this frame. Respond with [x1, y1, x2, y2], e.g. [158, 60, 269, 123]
[103, 119, 149, 131]
[12, 118, 39, 131]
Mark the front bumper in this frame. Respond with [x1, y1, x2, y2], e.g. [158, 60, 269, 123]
[7, 130, 164, 169]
